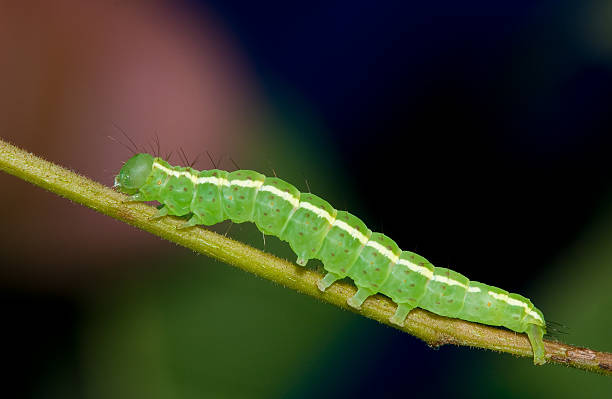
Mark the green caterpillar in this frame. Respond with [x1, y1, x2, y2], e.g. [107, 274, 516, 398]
[115, 153, 548, 365]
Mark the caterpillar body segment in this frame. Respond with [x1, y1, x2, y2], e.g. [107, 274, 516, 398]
[190, 170, 227, 226]
[315, 210, 372, 280]
[115, 153, 548, 365]
[254, 177, 301, 236]
[381, 252, 434, 311]
[280, 192, 337, 266]
[222, 170, 266, 223]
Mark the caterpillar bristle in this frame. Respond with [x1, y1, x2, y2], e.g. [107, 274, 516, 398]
[230, 157, 240, 171]
[189, 152, 203, 168]
[206, 151, 217, 169]
[154, 131, 161, 157]
[107, 135, 136, 155]
[111, 121, 140, 154]
[179, 147, 188, 166]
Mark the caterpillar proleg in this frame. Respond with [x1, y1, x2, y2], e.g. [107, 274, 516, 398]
[115, 153, 548, 365]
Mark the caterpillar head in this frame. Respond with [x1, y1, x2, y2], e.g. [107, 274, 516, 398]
[115, 153, 154, 195]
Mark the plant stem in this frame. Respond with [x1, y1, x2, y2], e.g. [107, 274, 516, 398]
[1, 138, 610, 376]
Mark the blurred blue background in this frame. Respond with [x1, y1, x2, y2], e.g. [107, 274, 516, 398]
[0, 1, 610, 397]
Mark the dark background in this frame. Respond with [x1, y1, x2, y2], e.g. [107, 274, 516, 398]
[1, 1, 611, 397]
[205, 0, 612, 275]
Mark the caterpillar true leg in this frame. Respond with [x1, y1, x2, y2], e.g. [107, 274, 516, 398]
[347, 287, 376, 309]
[389, 303, 415, 326]
[149, 205, 169, 220]
[317, 272, 341, 291]
[124, 193, 147, 202]
[176, 215, 202, 230]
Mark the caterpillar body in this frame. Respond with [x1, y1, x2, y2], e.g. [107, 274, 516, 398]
[115, 153, 548, 364]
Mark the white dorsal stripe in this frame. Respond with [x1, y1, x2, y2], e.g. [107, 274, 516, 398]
[397, 259, 434, 279]
[332, 219, 369, 245]
[230, 179, 264, 188]
[365, 241, 399, 263]
[153, 161, 374, 257]
[488, 291, 520, 307]
[154, 162, 270, 188]
[488, 291, 542, 322]
[432, 274, 467, 289]
[153, 161, 196, 182]
[528, 310, 543, 322]
[298, 201, 335, 224]
[153, 160, 545, 324]
[259, 185, 300, 208]
[196, 176, 229, 186]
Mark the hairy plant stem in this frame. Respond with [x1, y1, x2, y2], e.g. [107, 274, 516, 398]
[1, 138, 610, 376]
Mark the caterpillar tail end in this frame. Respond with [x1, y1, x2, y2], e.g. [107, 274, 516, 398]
[526, 324, 547, 365]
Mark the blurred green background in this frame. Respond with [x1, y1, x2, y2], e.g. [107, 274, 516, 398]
[1, 1, 611, 398]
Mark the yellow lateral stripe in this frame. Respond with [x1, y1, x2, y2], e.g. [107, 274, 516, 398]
[488, 291, 542, 321]
[332, 219, 369, 245]
[365, 240, 399, 263]
[298, 201, 336, 224]
[432, 274, 468, 289]
[153, 160, 544, 323]
[259, 185, 300, 208]
[397, 259, 434, 279]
